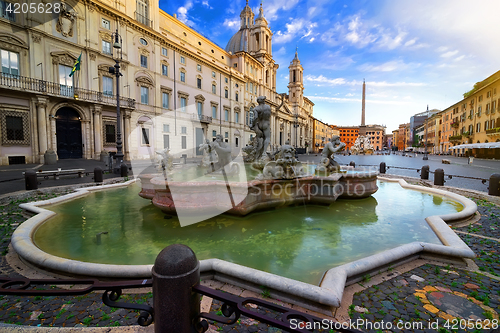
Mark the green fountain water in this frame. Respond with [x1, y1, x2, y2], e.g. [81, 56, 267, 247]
[33, 181, 462, 285]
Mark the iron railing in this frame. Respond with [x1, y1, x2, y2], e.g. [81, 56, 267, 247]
[0, 275, 362, 332]
[0, 72, 135, 108]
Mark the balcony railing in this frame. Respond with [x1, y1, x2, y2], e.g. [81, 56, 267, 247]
[450, 121, 459, 128]
[193, 113, 212, 123]
[135, 11, 152, 27]
[449, 135, 463, 141]
[486, 127, 500, 135]
[0, 72, 135, 108]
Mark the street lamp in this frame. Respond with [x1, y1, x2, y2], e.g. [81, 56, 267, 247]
[109, 29, 124, 168]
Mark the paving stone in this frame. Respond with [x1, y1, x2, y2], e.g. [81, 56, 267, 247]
[410, 275, 425, 282]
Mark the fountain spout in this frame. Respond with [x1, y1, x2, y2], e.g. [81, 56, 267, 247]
[96, 231, 108, 245]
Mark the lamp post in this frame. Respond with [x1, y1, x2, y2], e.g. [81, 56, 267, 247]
[109, 29, 124, 168]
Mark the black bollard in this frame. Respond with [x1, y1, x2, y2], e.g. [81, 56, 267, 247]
[152, 244, 200, 333]
[25, 170, 38, 190]
[349, 161, 355, 168]
[421, 165, 429, 180]
[120, 164, 128, 177]
[380, 162, 386, 174]
[94, 167, 103, 183]
[434, 168, 445, 186]
[489, 174, 500, 196]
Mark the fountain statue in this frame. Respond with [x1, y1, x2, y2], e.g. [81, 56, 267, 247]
[243, 96, 272, 166]
[316, 135, 346, 175]
[257, 141, 307, 180]
[199, 139, 218, 168]
[155, 148, 174, 175]
[351, 135, 374, 155]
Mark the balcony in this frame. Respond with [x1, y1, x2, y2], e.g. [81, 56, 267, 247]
[135, 11, 152, 27]
[450, 121, 459, 128]
[449, 135, 462, 142]
[0, 73, 135, 108]
[486, 127, 500, 136]
[192, 113, 212, 124]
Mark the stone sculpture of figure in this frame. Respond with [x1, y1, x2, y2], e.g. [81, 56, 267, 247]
[318, 135, 346, 173]
[199, 139, 217, 167]
[212, 134, 232, 168]
[243, 96, 272, 163]
[155, 148, 174, 175]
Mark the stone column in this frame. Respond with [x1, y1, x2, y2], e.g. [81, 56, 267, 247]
[36, 97, 48, 161]
[93, 106, 102, 159]
[50, 117, 56, 151]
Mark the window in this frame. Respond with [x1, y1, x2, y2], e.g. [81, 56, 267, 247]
[140, 86, 148, 104]
[212, 105, 217, 119]
[235, 137, 239, 147]
[197, 78, 202, 89]
[103, 76, 113, 96]
[181, 126, 187, 134]
[479, 95, 483, 102]
[235, 112, 239, 123]
[163, 135, 169, 149]
[212, 71, 216, 78]
[197, 64, 201, 71]
[224, 109, 229, 121]
[225, 77, 228, 83]
[162, 64, 168, 76]
[476, 123, 481, 133]
[59, 65, 73, 96]
[235, 92, 239, 102]
[225, 132, 228, 138]
[162, 92, 169, 109]
[180, 56, 185, 64]
[478, 106, 482, 116]
[141, 127, 150, 145]
[487, 91, 491, 98]
[197, 101, 202, 116]
[162, 47, 168, 56]
[485, 121, 489, 131]
[0, 1, 15, 21]
[139, 38, 147, 45]
[105, 124, 115, 143]
[1, 49, 19, 75]
[180, 97, 186, 112]
[250, 83, 253, 93]
[102, 18, 110, 29]
[212, 84, 216, 94]
[212, 130, 217, 137]
[224, 89, 228, 98]
[180, 71, 185, 82]
[140, 55, 147, 68]
[136, 0, 149, 25]
[102, 40, 112, 55]
[163, 124, 170, 132]
[6, 115, 23, 141]
[181, 136, 187, 149]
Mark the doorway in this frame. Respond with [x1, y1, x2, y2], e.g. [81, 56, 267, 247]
[56, 107, 82, 159]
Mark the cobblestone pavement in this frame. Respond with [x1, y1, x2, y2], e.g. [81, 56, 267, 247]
[0, 180, 499, 332]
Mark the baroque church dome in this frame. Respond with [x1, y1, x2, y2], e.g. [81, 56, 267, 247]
[225, 0, 254, 54]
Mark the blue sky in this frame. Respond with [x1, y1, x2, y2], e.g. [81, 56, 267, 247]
[159, 0, 500, 133]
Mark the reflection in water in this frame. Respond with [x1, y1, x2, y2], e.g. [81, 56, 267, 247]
[34, 181, 462, 285]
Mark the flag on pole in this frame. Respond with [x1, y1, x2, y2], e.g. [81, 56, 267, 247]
[69, 53, 81, 77]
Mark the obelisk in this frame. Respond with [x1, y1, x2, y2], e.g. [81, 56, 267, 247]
[359, 79, 366, 136]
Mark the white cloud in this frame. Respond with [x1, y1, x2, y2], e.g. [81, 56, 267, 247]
[358, 59, 419, 72]
[261, 0, 300, 21]
[177, 0, 194, 26]
[223, 18, 239, 30]
[201, 0, 211, 8]
[274, 19, 317, 44]
[441, 50, 459, 58]
[304, 75, 426, 87]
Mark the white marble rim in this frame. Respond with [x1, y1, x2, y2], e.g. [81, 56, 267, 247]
[11, 177, 477, 308]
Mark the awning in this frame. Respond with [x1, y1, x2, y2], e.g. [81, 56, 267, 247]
[449, 142, 500, 150]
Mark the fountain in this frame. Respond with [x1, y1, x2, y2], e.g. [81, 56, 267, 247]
[10, 96, 477, 315]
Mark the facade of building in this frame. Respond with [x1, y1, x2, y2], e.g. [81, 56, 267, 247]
[0, 0, 314, 165]
[397, 123, 409, 151]
[385, 133, 393, 149]
[312, 118, 335, 153]
[338, 126, 359, 151]
[364, 124, 386, 151]
[391, 129, 399, 150]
